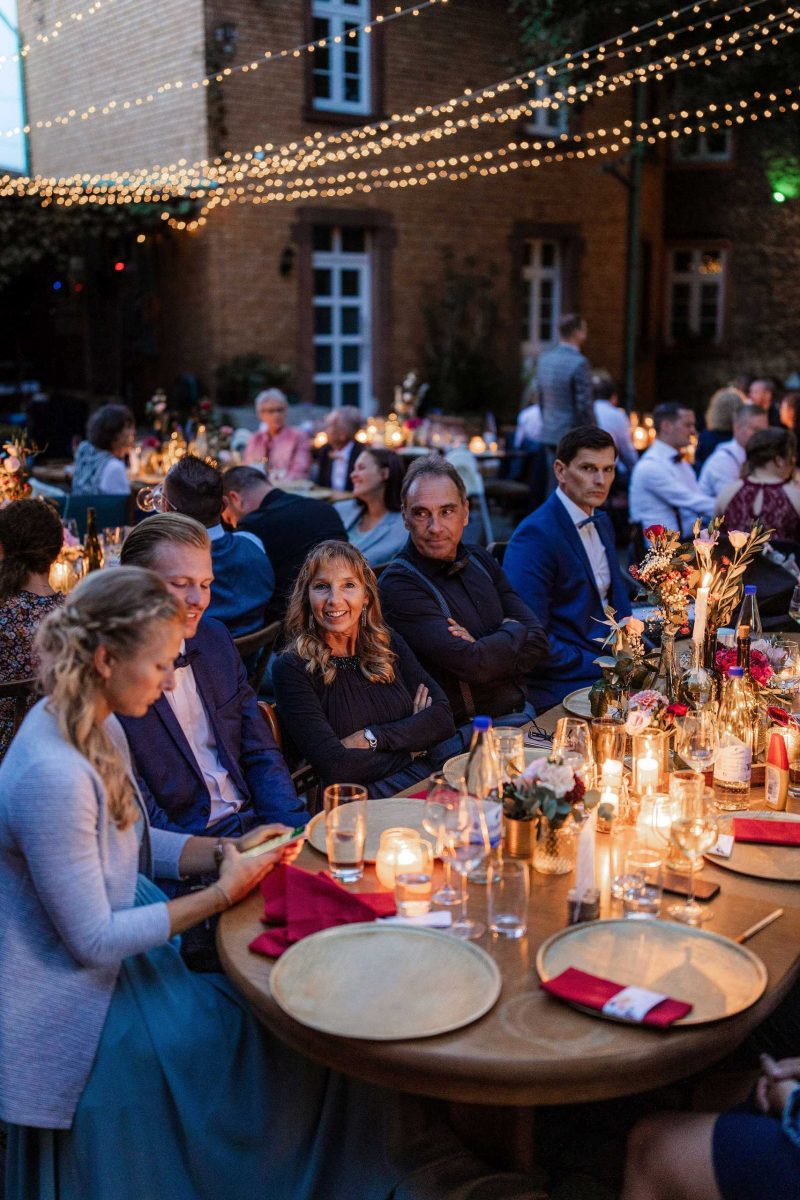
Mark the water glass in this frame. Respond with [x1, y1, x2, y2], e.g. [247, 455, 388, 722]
[622, 847, 663, 919]
[675, 711, 719, 776]
[487, 860, 529, 938]
[493, 728, 525, 783]
[325, 802, 366, 883]
[323, 783, 368, 815]
[395, 843, 434, 916]
[102, 526, 126, 567]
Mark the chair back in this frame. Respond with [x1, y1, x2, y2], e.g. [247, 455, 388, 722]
[234, 619, 282, 694]
[0, 677, 38, 739]
[486, 540, 508, 566]
[256, 700, 283, 750]
[62, 494, 131, 539]
[257, 700, 321, 809]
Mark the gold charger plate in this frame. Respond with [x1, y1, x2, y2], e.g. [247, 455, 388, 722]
[705, 810, 800, 882]
[442, 746, 548, 787]
[561, 687, 593, 719]
[270, 922, 501, 1040]
[306, 796, 434, 863]
[536, 918, 767, 1026]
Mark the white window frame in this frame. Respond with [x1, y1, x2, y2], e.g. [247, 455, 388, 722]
[312, 0, 371, 115]
[523, 78, 568, 137]
[312, 228, 372, 414]
[521, 238, 562, 361]
[673, 129, 733, 164]
[665, 247, 727, 346]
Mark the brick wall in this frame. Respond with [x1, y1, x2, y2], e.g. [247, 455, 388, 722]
[19, 0, 209, 177]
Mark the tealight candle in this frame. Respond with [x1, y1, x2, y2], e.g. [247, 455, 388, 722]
[600, 786, 619, 815]
[601, 759, 623, 789]
[637, 755, 659, 794]
[468, 435, 486, 454]
[374, 827, 424, 890]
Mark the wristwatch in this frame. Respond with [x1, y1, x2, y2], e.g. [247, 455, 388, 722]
[213, 839, 226, 870]
[363, 728, 378, 752]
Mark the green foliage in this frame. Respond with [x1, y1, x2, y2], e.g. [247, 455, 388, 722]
[214, 354, 293, 407]
[420, 248, 505, 414]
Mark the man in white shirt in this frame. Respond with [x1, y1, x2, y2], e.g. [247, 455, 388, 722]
[593, 373, 638, 473]
[698, 403, 768, 498]
[629, 403, 716, 538]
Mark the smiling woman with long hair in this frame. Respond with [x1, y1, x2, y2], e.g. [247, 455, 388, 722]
[273, 540, 456, 795]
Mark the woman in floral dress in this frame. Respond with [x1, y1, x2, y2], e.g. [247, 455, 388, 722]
[0, 498, 64, 758]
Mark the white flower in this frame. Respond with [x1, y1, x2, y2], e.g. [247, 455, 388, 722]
[521, 758, 575, 798]
[728, 530, 748, 550]
[625, 710, 653, 735]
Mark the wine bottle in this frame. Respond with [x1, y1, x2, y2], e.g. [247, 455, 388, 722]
[736, 623, 765, 756]
[735, 585, 762, 637]
[83, 507, 105, 573]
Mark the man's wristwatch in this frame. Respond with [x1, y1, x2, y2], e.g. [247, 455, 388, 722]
[363, 728, 378, 752]
[213, 839, 226, 870]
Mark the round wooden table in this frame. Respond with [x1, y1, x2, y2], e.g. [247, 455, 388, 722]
[218, 832, 800, 1109]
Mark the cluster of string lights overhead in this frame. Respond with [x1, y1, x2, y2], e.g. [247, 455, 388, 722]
[1, 0, 797, 231]
[0, 0, 117, 68]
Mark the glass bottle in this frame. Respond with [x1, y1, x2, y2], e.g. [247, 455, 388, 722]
[737, 623, 766, 757]
[702, 626, 722, 705]
[679, 640, 714, 711]
[465, 716, 503, 884]
[652, 627, 679, 701]
[713, 667, 753, 808]
[735, 585, 762, 638]
[83, 507, 104, 573]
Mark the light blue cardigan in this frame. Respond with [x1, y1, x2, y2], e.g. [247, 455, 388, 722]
[0, 701, 189, 1129]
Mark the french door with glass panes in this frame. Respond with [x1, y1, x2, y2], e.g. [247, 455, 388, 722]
[521, 238, 562, 362]
[312, 227, 372, 413]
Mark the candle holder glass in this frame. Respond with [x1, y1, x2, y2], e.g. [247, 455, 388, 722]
[631, 728, 671, 795]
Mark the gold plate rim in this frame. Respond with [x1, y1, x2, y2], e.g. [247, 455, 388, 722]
[561, 687, 594, 719]
[705, 810, 800, 882]
[306, 796, 432, 863]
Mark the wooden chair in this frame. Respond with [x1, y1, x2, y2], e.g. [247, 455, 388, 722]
[0, 677, 38, 741]
[234, 619, 282, 694]
[257, 700, 321, 810]
[486, 540, 508, 567]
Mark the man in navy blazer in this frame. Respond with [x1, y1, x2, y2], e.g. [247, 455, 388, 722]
[118, 514, 308, 836]
[504, 426, 633, 711]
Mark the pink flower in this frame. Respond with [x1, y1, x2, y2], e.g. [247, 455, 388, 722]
[4, 456, 20, 474]
[621, 616, 645, 636]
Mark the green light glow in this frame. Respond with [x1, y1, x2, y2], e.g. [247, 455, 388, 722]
[773, 190, 787, 203]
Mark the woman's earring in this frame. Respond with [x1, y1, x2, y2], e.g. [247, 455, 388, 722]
[361, 606, 368, 628]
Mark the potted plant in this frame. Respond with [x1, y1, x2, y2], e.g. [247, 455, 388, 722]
[502, 757, 599, 874]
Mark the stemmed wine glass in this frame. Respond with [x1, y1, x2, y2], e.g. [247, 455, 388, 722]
[421, 773, 461, 907]
[440, 796, 490, 939]
[552, 717, 595, 787]
[668, 798, 719, 925]
[675, 710, 720, 778]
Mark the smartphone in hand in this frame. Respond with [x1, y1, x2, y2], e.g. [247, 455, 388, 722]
[239, 826, 306, 859]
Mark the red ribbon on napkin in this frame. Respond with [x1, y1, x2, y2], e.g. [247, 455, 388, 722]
[540, 967, 693, 1027]
[733, 819, 800, 847]
[249, 864, 397, 958]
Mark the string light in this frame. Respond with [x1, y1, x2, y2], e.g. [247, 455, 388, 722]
[0, 0, 118, 70]
[4, 0, 449, 139]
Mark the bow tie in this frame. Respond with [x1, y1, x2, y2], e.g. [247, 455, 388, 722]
[672, 452, 687, 464]
[577, 514, 598, 529]
[174, 648, 200, 670]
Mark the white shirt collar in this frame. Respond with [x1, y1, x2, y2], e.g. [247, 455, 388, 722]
[556, 487, 594, 527]
[648, 437, 682, 461]
[207, 523, 226, 543]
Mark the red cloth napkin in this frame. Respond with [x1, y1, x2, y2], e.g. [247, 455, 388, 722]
[733, 819, 800, 847]
[249, 864, 397, 958]
[540, 967, 693, 1027]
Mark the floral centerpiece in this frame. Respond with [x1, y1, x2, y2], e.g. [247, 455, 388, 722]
[630, 525, 693, 635]
[502, 756, 599, 871]
[624, 690, 687, 735]
[0, 434, 37, 505]
[590, 607, 649, 716]
[690, 517, 774, 630]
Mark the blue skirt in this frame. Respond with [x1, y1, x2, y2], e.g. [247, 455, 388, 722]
[6, 877, 529, 1200]
[714, 1109, 800, 1200]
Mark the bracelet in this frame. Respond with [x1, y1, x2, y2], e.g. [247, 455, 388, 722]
[213, 839, 225, 870]
[213, 881, 234, 910]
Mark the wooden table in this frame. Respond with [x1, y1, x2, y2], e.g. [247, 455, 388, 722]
[218, 808, 800, 1111]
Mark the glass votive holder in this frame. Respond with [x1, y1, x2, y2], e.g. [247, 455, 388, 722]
[487, 859, 529, 938]
[631, 728, 671, 795]
[622, 847, 663, 920]
[375, 827, 425, 890]
[669, 769, 706, 816]
[591, 717, 626, 776]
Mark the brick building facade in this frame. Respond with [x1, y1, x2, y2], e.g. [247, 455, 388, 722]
[26, 0, 787, 418]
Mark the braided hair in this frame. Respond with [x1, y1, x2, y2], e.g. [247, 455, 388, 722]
[0, 499, 64, 602]
[36, 567, 184, 829]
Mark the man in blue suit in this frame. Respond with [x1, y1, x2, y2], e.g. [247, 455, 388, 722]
[118, 513, 308, 837]
[504, 426, 633, 711]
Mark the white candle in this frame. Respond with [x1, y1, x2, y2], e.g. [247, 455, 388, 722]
[375, 831, 423, 890]
[693, 571, 713, 645]
[601, 759, 623, 788]
[637, 755, 659, 794]
[600, 786, 619, 815]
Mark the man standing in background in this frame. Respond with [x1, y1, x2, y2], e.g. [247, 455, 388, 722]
[537, 313, 595, 491]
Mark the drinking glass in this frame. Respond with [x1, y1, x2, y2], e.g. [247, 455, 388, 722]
[394, 842, 434, 917]
[553, 717, 594, 785]
[790, 583, 800, 626]
[325, 802, 367, 883]
[421, 773, 461, 906]
[493, 728, 525, 783]
[487, 859, 529, 938]
[101, 526, 126, 567]
[136, 485, 171, 514]
[322, 783, 368, 815]
[621, 846, 663, 919]
[675, 711, 720, 777]
[668, 805, 718, 924]
[440, 797, 489, 940]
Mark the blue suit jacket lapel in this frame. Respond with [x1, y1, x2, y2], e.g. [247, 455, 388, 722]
[188, 646, 250, 797]
[152, 694, 206, 783]
[551, 496, 603, 606]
